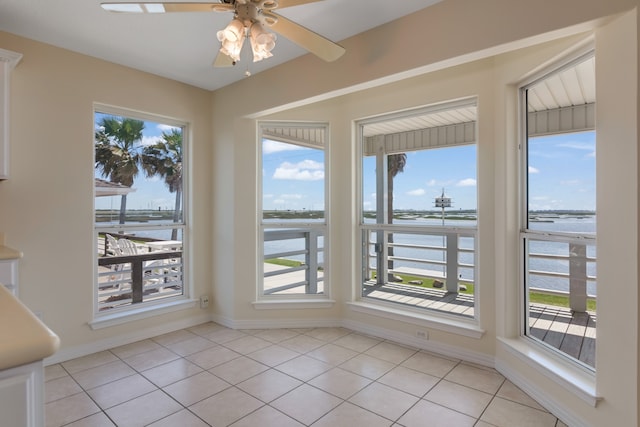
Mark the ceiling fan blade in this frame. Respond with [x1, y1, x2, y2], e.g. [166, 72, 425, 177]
[213, 51, 235, 67]
[270, 14, 345, 62]
[100, 2, 232, 13]
[276, 0, 323, 9]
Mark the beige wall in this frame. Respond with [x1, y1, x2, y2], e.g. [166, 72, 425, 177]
[209, 1, 639, 425]
[0, 32, 213, 355]
[0, 0, 638, 425]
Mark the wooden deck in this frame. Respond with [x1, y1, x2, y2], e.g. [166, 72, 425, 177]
[363, 281, 596, 369]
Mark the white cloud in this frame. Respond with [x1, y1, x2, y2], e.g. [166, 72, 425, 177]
[273, 160, 325, 181]
[529, 166, 540, 173]
[263, 140, 307, 155]
[141, 135, 162, 146]
[558, 141, 594, 151]
[456, 178, 476, 187]
[560, 179, 581, 186]
[426, 179, 437, 187]
[281, 194, 303, 200]
[158, 124, 180, 132]
[407, 188, 426, 196]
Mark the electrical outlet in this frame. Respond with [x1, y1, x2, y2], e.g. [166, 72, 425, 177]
[199, 295, 210, 309]
[416, 330, 429, 339]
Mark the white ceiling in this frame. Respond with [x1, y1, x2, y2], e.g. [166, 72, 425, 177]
[0, 0, 441, 91]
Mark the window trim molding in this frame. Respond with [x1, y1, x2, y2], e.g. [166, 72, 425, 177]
[257, 120, 330, 301]
[92, 104, 190, 319]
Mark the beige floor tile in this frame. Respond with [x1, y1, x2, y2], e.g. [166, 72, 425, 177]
[475, 422, 498, 427]
[306, 343, 359, 366]
[333, 333, 382, 352]
[377, 365, 439, 397]
[151, 328, 199, 346]
[223, 335, 273, 354]
[556, 420, 569, 427]
[424, 379, 493, 418]
[122, 346, 180, 372]
[61, 351, 119, 374]
[401, 351, 459, 378]
[308, 367, 372, 399]
[45, 376, 83, 403]
[348, 381, 419, 421]
[397, 399, 476, 427]
[209, 356, 269, 384]
[480, 397, 558, 427]
[312, 402, 393, 427]
[271, 383, 342, 425]
[246, 344, 300, 366]
[86, 374, 157, 409]
[189, 387, 264, 426]
[71, 360, 136, 390]
[66, 412, 116, 426]
[229, 405, 304, 427]
[497, 380, 546, 411]
[147, 409, 210, 426]
[105, 389, 182, 427]
[163, 371, 230, 406]
[279, 334, 326, 353]
[163, 335, 216, 357]
[237, 368, 303, 402]
[202, 327, 248, 343]
[339, 353, 396, 380]
[305, 327, 352, 342]
[141, 357, 203, 387]
[444, 363, 505, 394]
[185, 345, 241, 370]
[275, 354, 332, 381]
[110, 339, 163, 359]
[251, 328, 300, 343]
[45, 392, 101, 427]
[187, 322, 228, 337]
[364, 341, 417, 364]
[45, 364, 69, 382]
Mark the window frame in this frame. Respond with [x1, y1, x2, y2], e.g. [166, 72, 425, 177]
[517, 49, 597, 371]
[91, 103, 192, 327]
[255, 121, 332, 307]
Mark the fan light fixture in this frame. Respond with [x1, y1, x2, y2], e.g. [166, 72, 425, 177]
[217, 18, 277, 64]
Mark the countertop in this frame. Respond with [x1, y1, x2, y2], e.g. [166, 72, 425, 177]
[0, 284, 59, 370]
[0, 244, 22, 260]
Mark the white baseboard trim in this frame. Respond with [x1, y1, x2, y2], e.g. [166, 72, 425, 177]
[495, 358, 589, 427]
[211, 313, 342, 330]
[341, 318, 494, 367]
[45, 312, 213, 366]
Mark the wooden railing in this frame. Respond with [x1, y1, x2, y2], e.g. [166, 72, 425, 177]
[97, 250, 182, 310]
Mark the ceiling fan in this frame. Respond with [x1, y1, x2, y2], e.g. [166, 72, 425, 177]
[101, 0, 346, 68]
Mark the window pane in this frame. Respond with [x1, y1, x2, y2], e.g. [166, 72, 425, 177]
[94, 110, 186, 313]
[260, 125, 327, 297]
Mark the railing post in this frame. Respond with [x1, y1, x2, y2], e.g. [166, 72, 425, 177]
[445, 233, 458, 293]
[306, 230, 318, 294]
[569, 243, 588, 312]
[131, 260, 144, 303]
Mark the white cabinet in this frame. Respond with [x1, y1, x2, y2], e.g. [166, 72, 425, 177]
[0, 48, 23, 180]
[0, 361, 44, 427]
[0, 258, 19, 296]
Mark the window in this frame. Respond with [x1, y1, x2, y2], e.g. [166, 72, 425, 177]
[520, 52, 596, 369]
[93, 106, 187, 318]
[358, 100, 478, 319]
[259, 123, 328, 300]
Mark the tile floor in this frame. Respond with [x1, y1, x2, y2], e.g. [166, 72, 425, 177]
[45, 322, 567, 427]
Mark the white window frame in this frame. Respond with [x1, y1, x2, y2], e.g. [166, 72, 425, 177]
[255, 121, 333, 309]
[90, 104, 193, 328]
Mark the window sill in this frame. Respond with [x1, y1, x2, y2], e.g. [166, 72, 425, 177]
[90, 298, 198, 330]
[346, 300, 484, 339]
[252, 298, 336, 310]
[497, 337, 600, 407]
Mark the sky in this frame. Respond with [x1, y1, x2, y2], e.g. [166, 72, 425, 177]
[94, 113, 596, 213]
[94, 113, 182, 211]
[262, 130, 596, 212]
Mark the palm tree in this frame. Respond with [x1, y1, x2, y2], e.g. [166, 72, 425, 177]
[141, 128, 183, 240]
[387, 153, 407, 281]
[95, 116, 145, 224]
